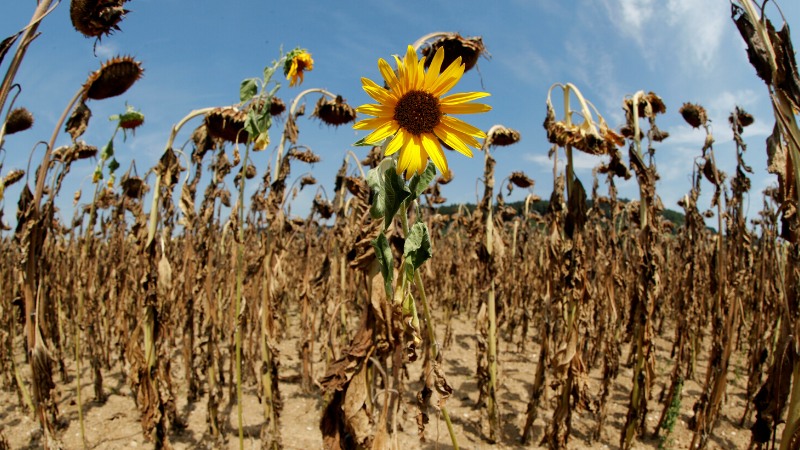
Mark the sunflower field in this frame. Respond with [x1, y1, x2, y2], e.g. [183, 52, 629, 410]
[1, 1, 800, 450]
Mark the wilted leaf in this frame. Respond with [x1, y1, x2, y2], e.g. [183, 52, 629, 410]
[403, 222, 432, 271]
[371, 232, 393, 297]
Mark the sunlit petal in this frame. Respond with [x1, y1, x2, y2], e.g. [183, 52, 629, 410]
[421, 133, 448, 174]
[441, 102, 492, 115]
[362, 120, 399, 144]
[378, 58, 401, 93]
[440, 92, 491, 105]
[433, 124, 474, 157]
[353, 116, 388, 130]
[385, 129, 409, 156]
[429, 57, 464, 97]
[356, 103, 394, 117]
[423, 47, 445, 90]
[440, 115, 486, 138]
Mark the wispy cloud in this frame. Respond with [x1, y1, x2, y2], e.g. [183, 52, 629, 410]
[601, 0, 727, 70]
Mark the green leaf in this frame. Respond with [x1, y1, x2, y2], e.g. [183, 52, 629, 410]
[108, 158, 120, 173]
[353, 137, 376, 147]
[407, 163, 436, 202]
[366, 158, 411, 230]
[371, 232, 394, 297]
[383, 167, 411, 230]
[403, 221, 432, 270]
[240, 78, 258, 103]
[366, 164, 387, 221]
[100, 139, 114, 160]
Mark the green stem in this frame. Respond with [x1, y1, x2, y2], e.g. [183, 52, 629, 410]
[399, 201, 459, 450]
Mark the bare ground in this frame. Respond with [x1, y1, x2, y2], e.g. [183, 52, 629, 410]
[0, 306, 765, 450]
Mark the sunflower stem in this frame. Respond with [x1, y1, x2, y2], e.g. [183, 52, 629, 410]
[235, 143, 251, 450]
[399, 200, 460, 450]
[272, 88, 336, 183]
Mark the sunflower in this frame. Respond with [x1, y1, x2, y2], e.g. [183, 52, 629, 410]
[354, 45, 490, 179]
[284, 50, 314, 87]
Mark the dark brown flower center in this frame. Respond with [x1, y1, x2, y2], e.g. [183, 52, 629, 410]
[394, 90, 441, 135]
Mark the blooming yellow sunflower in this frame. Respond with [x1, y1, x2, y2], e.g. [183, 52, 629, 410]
[354, 45, 491, 179]
[285, 50, 314, 87]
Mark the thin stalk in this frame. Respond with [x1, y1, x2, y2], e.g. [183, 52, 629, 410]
[235, 143, 252, 450]
[273, 88, 336, 183]
[0, 0, 58, 116]
[399, 202, 459, 450]
[484, 146, 499, 442]
[73, 126, 119, 449]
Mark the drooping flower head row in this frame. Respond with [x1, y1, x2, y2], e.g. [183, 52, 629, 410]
[354, 45, 491, 179]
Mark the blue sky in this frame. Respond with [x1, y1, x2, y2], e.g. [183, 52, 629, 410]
[2, 0, 799, 229]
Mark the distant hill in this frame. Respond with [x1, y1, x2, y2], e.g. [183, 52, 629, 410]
[434, 198, 686, 229]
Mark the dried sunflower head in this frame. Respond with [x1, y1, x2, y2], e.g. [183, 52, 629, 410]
[82, 56, 143, 101]
[288, 148, 320, 163]
[509, 171, 534, 188]
[204, 107, 248, 144]
[729, 106, 754, 132]
[312, 95, 357, 126]
[487, 126, 521, 147]
[2, 169, 25, 188]
[436, 168, 454, 185]
[544, 105, 622, 156]
[679, 102, 708, 128]
[269, 97, 286, 116]
[70, 0, 128, 38]
[299, 175, 317, 189]
[4, 108, 34, 134]
[421, 33, 487, 73]
[121, 176, 146, 199]
[313, 194, 334, 219]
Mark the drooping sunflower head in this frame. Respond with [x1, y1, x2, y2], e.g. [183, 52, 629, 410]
[82, 55, 143, 101]
[354, 45, 491, 179]
[284, 49, 314, 87]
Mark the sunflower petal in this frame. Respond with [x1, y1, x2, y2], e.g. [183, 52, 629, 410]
[441, 102, 492, 114]
[385, 129, 409, 156]
[362, 120, 399, 144]
[421, 133, 448, 174]
[429, 57, 464, 97]
[356, 103, 394, 117]
[433, 124, 474, 157]
[440, 92, 491, 105]
[397, 141, 416, 177]
[378, 58, 400, 93]
[403, 45, 418, 91]
[441, 115, 487, 138]
[353, 116, 389, 130]
[362, 80, 396, 106]
[424, 46, 445, 90]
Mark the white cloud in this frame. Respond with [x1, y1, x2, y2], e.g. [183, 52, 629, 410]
[602, 0, 727, 70]
[618, 0, 655, 31]
[93, 42, 119, 60]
